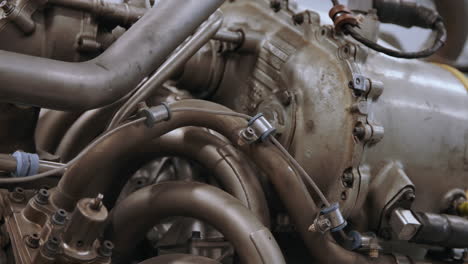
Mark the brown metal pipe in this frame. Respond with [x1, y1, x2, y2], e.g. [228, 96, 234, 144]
[48, 0, 146, 27]
[50, 99, 395, 264]
[53, 109, 270, 226]
[35, 110, 83, 153]
[138, 254, 221, 264]
[120, 127, 270, 226]
[108, 182, 285, 264]
[56, 106, 117, 162]
[0, 0, 225, 110]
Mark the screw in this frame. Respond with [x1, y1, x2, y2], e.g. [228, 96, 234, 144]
[10, 187, 25, 203]
[270, 0, 281, 12]
[278, 90, 293, 106]
[0, 0, 14, 15]
[35, 189, 50, 205]
[90, 193, 104, 211]
[98, 240, 114, 257]
[52, 209, 67, 225]
[25, 233, 40, 249]
[292, 13, 304, 25]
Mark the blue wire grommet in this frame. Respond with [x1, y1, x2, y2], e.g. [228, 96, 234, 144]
[12, 151, 40, 177]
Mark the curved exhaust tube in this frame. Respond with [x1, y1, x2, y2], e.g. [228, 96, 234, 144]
[51, 99, 397, 264]
[0, 0, 224, 110]
[50, 108, 270, 226]
[108, 182, 285, 264]
[114, 127, 271, 226]
[138, 254, 221, 264]
[35, 110, 83, 153]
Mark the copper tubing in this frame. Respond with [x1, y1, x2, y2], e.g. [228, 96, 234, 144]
[0, 0, 225, 110]
[35, 110, 82, 153]
[108, 182, 285, 264]
[51, 99, 396, 264]
[138, 254, 221, 264]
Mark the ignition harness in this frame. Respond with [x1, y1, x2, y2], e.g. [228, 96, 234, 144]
[0, 103, 363, 250]
[329, 0, 447, 59]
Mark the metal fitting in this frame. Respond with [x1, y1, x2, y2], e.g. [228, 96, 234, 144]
[98, 240, 114, 257]
[309, 203, 347, 233]
[0, 0, 14, 15]
[329, 4, 358, 32]
[349, 74, 370, 96]
[242, 113, 276, 143]
[10, 187, 25, 203]
[42, 237, 61, 258]
[389, 209, 421, 241]
[34, 189, 50, 205]
[25, 233, 40, 249]
[140, 103, 171, 128]
[90, 193, 104, 211]
[52, 209, 68, 226]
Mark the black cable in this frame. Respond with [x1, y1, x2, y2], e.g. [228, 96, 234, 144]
[331, 0, 339, 6]
[344, 20, 446, 59]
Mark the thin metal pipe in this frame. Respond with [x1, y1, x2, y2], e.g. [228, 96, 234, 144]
[47, 106, 269, 224]
[138, 254, 221, 264]
[0, 0, 225, 110]
[0, 154, 64, 173]
[50, 99, 396, 264]
[108, 182, 285, 264]
[107, 11, 223, 129]
[212, 30, 243, 44]
[48, 0, 146, 27]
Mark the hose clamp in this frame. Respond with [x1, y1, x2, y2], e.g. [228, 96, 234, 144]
[140, 103, 171, 128]
[241, 113, 276, 143]
[309, 203, 347, 233]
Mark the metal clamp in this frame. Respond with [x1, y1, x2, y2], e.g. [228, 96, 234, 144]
[139, 103, 171, 128]
[309, 203, 347, 233]
[241, 113, 276, 143]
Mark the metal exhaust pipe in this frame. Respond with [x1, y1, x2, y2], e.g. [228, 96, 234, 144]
[0, 0, 224, 110]
[107, 181, 285, 264]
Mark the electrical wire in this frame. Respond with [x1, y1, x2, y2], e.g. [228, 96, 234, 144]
[2, 104, 330, 209]
[0, 118, 146, 184]
[171, 107, 253, 120]
[344, 21, 447, 59]
[330, 0, 446, 59]
[269, 136, 331, 207]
